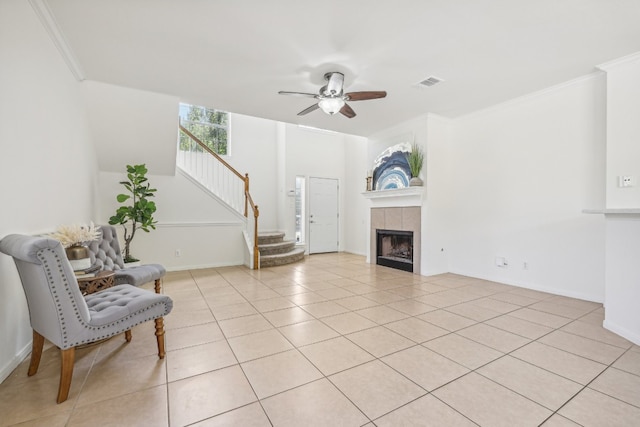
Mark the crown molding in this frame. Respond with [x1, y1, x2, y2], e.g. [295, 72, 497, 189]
[596, 51, 640, 71]
[29, 0, 85, 81]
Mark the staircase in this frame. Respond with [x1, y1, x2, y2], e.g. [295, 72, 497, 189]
[258, 232, 305, 268]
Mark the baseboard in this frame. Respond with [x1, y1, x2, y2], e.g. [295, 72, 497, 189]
[166, 260, 245, 272]
[603, 320, 640, 346]
[449, 268, 604, 303]
[0, 341, 31, 383]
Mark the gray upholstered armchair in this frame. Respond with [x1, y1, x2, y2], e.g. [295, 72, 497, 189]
[0, 234, 173, 403]
[88, 225, 166, 293]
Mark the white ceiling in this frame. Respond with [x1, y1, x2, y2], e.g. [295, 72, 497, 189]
[46, 0, 640, 137]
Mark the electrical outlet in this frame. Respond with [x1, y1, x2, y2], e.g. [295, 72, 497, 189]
[523, 261, 529, 270]
[495, 257, 507, 268]
[175, 249, 181, 257]
[618, 176, 634, 187]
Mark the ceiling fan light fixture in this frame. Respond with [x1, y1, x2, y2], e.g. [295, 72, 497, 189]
[318, 97, 345, 115]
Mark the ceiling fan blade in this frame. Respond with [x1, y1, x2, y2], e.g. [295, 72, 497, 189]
[324, 72, 344, 96]
[340, 103, 356, 118]
[297, 103, 320, 116]
[345, 91, 387, 101]
[278, 91, 318, 98]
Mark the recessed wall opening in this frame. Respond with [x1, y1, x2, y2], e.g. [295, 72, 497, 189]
[376, 229, 414, 272]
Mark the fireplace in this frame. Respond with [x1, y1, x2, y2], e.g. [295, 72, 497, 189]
[376, 229, 414, 272]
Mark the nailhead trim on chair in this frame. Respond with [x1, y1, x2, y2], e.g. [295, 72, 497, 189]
[38, 249, 170, 349]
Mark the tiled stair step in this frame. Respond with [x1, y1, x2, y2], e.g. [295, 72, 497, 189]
[259, 240, 296, 256]
[260, 248, 305, 268]
[258, 232, 285, 245]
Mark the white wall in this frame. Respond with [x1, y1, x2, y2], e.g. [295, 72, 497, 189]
[83, 81, 180, 175]
[601, 54, 640, 207]
[448, 74, 607, 302]
[0, 0, 98, 381]
[342, 134, 369, 255]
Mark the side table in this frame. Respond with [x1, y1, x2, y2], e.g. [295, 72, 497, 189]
[77, 270, 115, 295]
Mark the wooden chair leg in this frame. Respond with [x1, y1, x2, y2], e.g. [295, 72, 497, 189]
[28, 330, 45, 376]
[154, 278, 161, 294]
[125, 329, 132, 342]
[57, 347, 75, 404]
[154, 317, 166, 359]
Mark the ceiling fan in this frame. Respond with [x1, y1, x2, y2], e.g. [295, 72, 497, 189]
[278, 72, 387, 118]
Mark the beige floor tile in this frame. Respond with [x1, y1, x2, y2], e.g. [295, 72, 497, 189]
[540, 414, 582, 426]
[511, 342, 606, 385]
[560, 320, 633, 348]
[262, 306, 314, 327]
[509, 307, 572, 328]
[287, 291, 328, 305]
[261, 378, 368, 427]
[589, 367, 640, 407]
[387, 285, 428, 298]
[489, 292, 541, 306]
[558, 388, 640, 427]
[250, 297, 296, 312]
[240, 288, 281, 301]
[576, 310, 605, 326]
[485, 314, 554, 339]
[315, 287, 356, 300]
[334, 295, 380, 310]
[470, 297, 521, 314]
[218, 314, 273, 338]
[613, 348, 640, 376]
[68, 385, 168, 427]
[374, 394, 477, 427]
[330, 360, 426, 419]
[456, 323, 530, 353]
[8, 413, 71, 427]
[386, 299, 437, 316]
[418, 309, 477, 331]
[342, 283, 380, 295]
[346, 326, 414, 357]
[382, 346, 469, 391]
[362, 291, 405, 304]
[299, 336, 374, 375]
[191, 402, 271, 426]
[433, 372, 551, 427]
[529, 300, 595, 319]
[241, 350, 322, 398]
[301, 300, 350, 318]
[445, 302, 502, 322]
[273, 285, 308, 296]
[166, 340, 237, 382]
[320, 311, 377, 335]
[168, 365, 257, 427]
[385, 317, 449, 343]
[355, 305, 409, 324]
[278, 319, 339, 347]
[227, 329, 293, 362]
[423, 334, 502, 369]
[477, 355, 582, 410]
[165, 308, 216, 330]
[211, 302, 258, 320]
[539, 330, 626, 364]
[76, 352, 166, 407]
[165, 322, 225, 351]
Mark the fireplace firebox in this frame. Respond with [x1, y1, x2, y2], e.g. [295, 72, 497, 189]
[376, 229, 413, 272]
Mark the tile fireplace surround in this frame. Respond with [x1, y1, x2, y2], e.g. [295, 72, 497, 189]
[370, 207, 421, 274]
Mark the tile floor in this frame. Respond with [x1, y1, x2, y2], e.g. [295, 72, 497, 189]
[1, 253, 639, 426]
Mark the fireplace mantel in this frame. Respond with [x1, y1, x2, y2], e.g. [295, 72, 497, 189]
[362, 187, 425, 208]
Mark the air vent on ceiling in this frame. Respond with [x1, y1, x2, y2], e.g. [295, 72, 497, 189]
[418, 76, 444, 87]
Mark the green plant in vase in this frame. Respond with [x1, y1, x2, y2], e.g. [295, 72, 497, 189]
[406, 143, 424, 186]
[109, 164, 157, 263]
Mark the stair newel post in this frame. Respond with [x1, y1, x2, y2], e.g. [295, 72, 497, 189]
[253, 205, 260, 269]
[244, 173, 250, 218]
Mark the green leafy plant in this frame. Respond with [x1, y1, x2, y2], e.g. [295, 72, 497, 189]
[109, 164, 157, 262]
[406, 143, 425, 178]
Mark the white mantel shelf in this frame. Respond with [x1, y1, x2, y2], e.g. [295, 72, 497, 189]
[583, 208, 640, 215]
[362, 187, 425, 207]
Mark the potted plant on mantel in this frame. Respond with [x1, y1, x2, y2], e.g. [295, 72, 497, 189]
[109, 164, 157, 265]
[407, 142, 425, 186]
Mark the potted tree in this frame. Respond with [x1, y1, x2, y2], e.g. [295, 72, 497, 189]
[406, 143, 425, 186]
[109, 164, 157, 264]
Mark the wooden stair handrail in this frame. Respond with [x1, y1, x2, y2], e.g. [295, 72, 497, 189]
[179, 123, 261, 269]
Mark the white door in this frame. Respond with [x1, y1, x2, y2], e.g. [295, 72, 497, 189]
[309, 177, 339, 254]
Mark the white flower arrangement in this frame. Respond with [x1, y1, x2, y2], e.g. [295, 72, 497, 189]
[49, 222, 101, 248]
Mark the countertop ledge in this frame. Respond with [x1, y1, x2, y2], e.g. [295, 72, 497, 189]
[583, 208, 640, 214]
